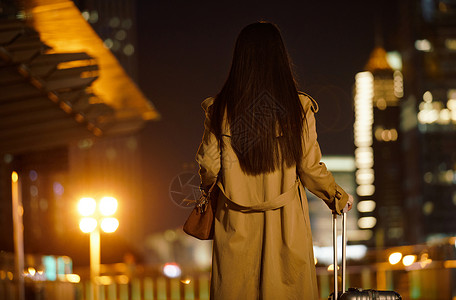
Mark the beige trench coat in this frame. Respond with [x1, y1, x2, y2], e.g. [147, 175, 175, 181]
[195, 94, 349, 300]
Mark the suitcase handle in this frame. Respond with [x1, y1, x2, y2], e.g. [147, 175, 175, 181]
[332, 212, 347, 300]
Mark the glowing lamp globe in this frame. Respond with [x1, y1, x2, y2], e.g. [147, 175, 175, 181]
[101, 217, 119, 233]
[99, 197, 118, 216]
[79, 217, 97, 233]
[78, 197, 96, 216]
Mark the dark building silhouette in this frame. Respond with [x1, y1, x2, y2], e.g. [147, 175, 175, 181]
[399, 0, 456, 244]
[73, 0, 139, 81]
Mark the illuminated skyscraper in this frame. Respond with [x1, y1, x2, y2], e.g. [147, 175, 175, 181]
[353, 47, 405, 247]
[399, 0, 456, 243]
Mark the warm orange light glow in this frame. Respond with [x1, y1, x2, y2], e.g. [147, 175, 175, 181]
[116, 275, 129, 284]
[79, 217, 97, 233]
[96, 275, 112, 285]
[78, 197, 96, 216]
[181, 278, 191, 284]
[327, 264, 339, 272]
[444, 260, 456, 269]
[388, 252, 402, 265]
[100, 217, 119, 233]
[402, 255, 416, 266]
[66, 274, 81, 283]
[99, 197, 117, 216]
[57, 59, 95, 70]
[12, 172, 18, 183]
[25, 0, 159, 121]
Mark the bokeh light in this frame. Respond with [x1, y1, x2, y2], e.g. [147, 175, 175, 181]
[100, 217, 119, 233]
[163, 263, 181, 278]
[79, 217, 97, 233]
[403, 255, 417, 266]
[99, 197, 118, 216]
[389, 252, 402, 265]
[78, 197, 96, 216]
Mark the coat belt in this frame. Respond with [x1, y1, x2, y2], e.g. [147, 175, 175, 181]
[216, 179, 299, 212]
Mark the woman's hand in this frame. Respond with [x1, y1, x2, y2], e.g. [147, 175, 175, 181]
[343, 194, 354, 213]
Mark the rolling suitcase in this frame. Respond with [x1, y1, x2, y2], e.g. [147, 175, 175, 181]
[329, 213, 402, 300]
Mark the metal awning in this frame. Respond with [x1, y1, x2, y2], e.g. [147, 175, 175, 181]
[0, 0, 160, 154]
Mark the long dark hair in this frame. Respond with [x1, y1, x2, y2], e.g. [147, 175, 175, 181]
[209, 22, 305, 175]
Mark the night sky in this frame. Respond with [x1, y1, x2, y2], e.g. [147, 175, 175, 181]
[135, 1, 401, 235]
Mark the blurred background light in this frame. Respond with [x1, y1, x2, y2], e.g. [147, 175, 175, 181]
[66, 274, 81, 283]
[79, 217, 97, 233]
[103, 38, 114, 49]
[12, 171, 18, 183]
[415, 39, 432, 52]
[53, 182, 64, 196]
[356, 185, 375, 197]
[163, 263, 181, 278]
[123, 44, 135, 56]
[100, 217, 119, 233]
[358, 216, 377, 229]
[99, 197, 118, 216]
[29, 170, 38, 181]
[88, 10, 98, 23]
[445, 38, 456, 50]
[78, 197, 96, 216]
[313, 244, 368, 265]
[81, 10, 89, 21]
[386, 52, 403, 70]
[389, 252, 403, 265]
[403, 255, 417, 266]
[423, 91, 433, 102]
[357, 200, 376, 213]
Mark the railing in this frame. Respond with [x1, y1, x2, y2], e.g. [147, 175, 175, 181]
[0, 274, 211, 300]
[75, 275, 211, 300]
[1, 264, 456, 299]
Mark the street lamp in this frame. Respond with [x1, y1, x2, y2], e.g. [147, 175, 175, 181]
[78, 196, 119, 300]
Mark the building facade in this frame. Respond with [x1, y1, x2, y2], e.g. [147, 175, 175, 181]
[399, 0, 456, 244]
[353, 47, 405, 247]
[73, 0, 139, 81]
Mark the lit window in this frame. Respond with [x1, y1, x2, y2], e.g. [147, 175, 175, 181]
[357, 200, 376, 213]
[448, 99, 456, 111]
[438, 109, 451, 124]
[358, 217, 377, 229]
[356, 185, 375, 197]
[81, 10, 90, 21]
[123, 44, 135, 56]
[115, 30, 127, 41]
[445, 39, 456, 51]
[109, 17, 120, 28]
[376, 98, 387, 110]
[388, 252, 402, 265]
[423, 91, 433, 102]
[88, 11, 98, 23]
[103, 39, 114, 49]
[415, 39, 432, 52]
[423, 201, 434, 215]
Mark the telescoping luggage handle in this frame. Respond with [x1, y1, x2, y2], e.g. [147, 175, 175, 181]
[332, 212, 347, 300]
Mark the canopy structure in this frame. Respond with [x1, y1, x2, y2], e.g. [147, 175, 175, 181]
[0, 0, 159, 154]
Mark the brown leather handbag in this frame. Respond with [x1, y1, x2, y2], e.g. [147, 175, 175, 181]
[183, 180, 220, 240]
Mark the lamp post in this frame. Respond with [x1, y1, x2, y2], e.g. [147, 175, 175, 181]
[78, 196, 119, 300]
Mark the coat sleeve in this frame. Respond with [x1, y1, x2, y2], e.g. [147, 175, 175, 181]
[297, 95, 348, 215]
[195, 97, 221, 191]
